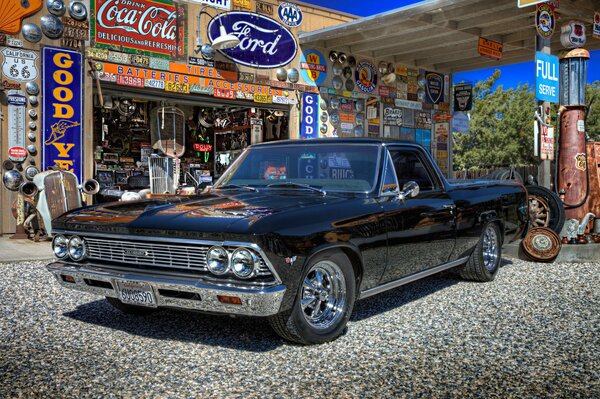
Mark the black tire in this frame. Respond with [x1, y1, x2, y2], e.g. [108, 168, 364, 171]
[106, 297, 159, 315]
[269, 251, 356, 345]
[526, 185, 565, 234]
[458, 222, 502, 282]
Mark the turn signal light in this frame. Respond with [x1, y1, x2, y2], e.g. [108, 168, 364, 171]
[217, 295, 242, 305]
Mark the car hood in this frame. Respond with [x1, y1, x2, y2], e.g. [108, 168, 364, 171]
[53, 191, 350, 236]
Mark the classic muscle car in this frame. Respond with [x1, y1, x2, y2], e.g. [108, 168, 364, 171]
[48, 139, 527, 344]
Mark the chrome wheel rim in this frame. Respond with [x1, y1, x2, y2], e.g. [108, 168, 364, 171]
[482, 225, 499, 271]
[301, 260, 347, 330]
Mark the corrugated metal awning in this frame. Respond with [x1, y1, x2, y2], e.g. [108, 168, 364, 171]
[299, 0, 600, 73]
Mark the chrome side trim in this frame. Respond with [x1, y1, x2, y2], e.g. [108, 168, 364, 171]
[359, 257, 469, 299]
[52, 230, 282, 285]
[47, 262, 286, 317]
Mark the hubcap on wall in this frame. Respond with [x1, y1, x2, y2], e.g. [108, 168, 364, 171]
[482, 225, 499, 271]
[301, 260, 347, 330]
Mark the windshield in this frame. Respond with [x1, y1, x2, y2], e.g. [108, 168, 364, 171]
[215, 143, 381, 193]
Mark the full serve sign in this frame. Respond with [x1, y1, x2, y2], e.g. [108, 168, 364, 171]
[535, 51, 559, 103]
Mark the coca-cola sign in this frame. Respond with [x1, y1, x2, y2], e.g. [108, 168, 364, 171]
[91, 0, 186, 58]
[208, 11, 297, 69]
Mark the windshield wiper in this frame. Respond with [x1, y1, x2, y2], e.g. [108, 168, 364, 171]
[266, 182, 327, 196]
[217, 184, 259, 192]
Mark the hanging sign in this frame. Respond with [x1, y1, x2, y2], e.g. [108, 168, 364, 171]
[190, 0, 230, 10]
[299, 49, 327, 86]
[1, 48, 38, 83]
[208, 12, 297, 69]
[7, 91, 26, 149]
[278, 2, 303, 27]
[42, 47, 83, 181]
[536, 3, 555, 38]
[452, 112, 470, 134]
[454, 83, 473, 111]
[301, 93, 318, 140]
[535, 51, 559, 103]
[540, 126, 555, 160]
[594, 12, 600, 40]
[425, 72, 444, 104]
[478, 37, 503, 60]
[91, 0, 187, 59]
[560, 21, 586, 48]
[355, 61, 377, 94]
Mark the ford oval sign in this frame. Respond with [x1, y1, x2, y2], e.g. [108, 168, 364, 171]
[208, 11, 298, 69]
[278, 2, 303, 27]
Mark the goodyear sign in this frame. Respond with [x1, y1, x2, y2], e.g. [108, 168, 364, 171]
[43, 47, 83, 181]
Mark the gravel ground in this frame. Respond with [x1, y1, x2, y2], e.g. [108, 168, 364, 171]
[0, 258, 598, 399]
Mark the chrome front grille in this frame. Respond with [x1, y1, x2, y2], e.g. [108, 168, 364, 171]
[83, 237, 274, 279]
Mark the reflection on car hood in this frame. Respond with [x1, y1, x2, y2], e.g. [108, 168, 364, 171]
[53, 191, 349, 236]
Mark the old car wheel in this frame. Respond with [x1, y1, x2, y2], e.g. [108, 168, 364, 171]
[526, 185, 565, 234]
[458, 222, 502, 282]
[105, 297, 159, 316]
[269, 251, 356, 344]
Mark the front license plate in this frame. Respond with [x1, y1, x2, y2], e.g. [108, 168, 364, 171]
[116, 280, 157, 307]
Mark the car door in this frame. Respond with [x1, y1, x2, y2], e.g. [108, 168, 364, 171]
[379, 146, 456, 284]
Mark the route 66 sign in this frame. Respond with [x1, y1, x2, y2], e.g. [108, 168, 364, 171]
[1, 48, 39, 83]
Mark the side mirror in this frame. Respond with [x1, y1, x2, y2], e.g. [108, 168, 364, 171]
[398, 181, 419, 202]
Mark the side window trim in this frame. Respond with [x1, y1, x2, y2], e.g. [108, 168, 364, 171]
[380, 149, 400, 196]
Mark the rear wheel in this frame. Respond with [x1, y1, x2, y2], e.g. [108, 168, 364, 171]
[269, 251, 356, 344]
[458, 222, 502, 282]
[106, 297, 159, 315]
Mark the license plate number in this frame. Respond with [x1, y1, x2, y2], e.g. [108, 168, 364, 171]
[116, 280, 157, 307]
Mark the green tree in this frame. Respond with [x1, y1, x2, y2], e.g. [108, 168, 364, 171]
[586, 81, 600, 141]
[453, 70, 537, 170]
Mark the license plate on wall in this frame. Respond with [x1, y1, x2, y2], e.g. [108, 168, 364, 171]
[116, 280, 157, 307]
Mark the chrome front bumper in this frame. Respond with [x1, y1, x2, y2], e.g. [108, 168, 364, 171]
[47, 262, 286, 317]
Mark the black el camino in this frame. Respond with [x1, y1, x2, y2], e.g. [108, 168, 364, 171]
[48, 139, 527, 344]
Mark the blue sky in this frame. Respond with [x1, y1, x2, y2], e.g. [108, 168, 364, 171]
[300, 0, 600, 89]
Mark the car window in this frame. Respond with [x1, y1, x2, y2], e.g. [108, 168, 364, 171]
[388, 150, 435, 191]
[216, 144, 380, 193]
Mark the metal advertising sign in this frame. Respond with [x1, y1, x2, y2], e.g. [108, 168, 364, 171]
[301, 93, 318, 140]
[7, 90, 27, 149]
[232, 0, 250, 9]
[189, 0, 230, 10]
[535, 51, 559, 103]
[477, 37, 503, 60]
[299, 49, 327, 86]
[595, 12, 600, 40]
[540, 126, 555, 160]
[256, 1, 273, 15]
[42, 47, 83, 181]
[383, 107, 403, 126]
[278, 2, 303, 27]
[425, 72, 444, 104]
[8, 146, 27, 162]
[355, 61, 377, 94]
[1, 48, 38, 83]
[536, 3, 555, 38]
[560, 21, 586, 48]
[208, 12, 297, 68]
[453, 83, 473, 111]
[91, 0, 187, 59]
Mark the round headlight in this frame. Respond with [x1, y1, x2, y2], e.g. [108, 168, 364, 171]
[52, 234, 68, 258]
[231, 248, 258, 279]
[68, 235, 86, 261]
[207, 246, 229, 275]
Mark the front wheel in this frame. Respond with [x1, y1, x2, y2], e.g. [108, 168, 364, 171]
[458, 222, 502, 282]
[269, 251, 356, 344]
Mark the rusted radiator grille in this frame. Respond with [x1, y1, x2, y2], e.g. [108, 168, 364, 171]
[44, 172, 67, 220]
[43, 172, 80, 219]
[84, 237, 274, 278]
